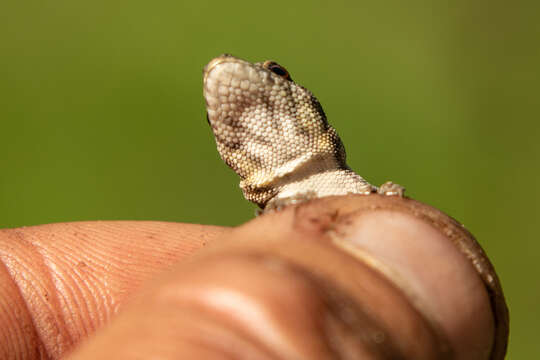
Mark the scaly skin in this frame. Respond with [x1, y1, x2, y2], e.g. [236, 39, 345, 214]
[203, 54, 403, 211]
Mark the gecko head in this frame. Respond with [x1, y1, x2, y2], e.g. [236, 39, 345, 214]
[203, 55, 346, 206]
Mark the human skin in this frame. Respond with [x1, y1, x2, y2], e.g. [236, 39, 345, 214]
[0, 195, 506, 359]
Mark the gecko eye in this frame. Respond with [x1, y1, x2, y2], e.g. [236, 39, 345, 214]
[262, 60, 292, 81]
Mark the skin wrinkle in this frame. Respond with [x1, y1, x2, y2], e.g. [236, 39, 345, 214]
[146, 257, 320, 359]
[56, 233, 118, 328]
[164, 301, 281, 360]
[27, 226, 113, 347]
[69, 260, 111, 329]
[263, 256, 407, 359]
[177, 323, 270, 360]
[0, 228, 68, 359]
[35, 234, 96, 339]
[0, 253, 35, 357]
[49, 252, 105, 341]
[26, 229, 78, 357]
[204, 289, 310, 359]
[167, 252, 410, 359]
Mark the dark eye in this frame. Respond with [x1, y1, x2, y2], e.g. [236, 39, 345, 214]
[263, 60, 292, 81]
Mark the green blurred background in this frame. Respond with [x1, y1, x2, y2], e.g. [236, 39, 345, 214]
[1, 0, 538, 357]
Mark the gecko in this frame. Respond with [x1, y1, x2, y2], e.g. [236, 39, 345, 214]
[203, 54, 404, 212]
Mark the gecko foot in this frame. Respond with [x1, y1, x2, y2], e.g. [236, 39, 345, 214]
[378, 181, 405, 197]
